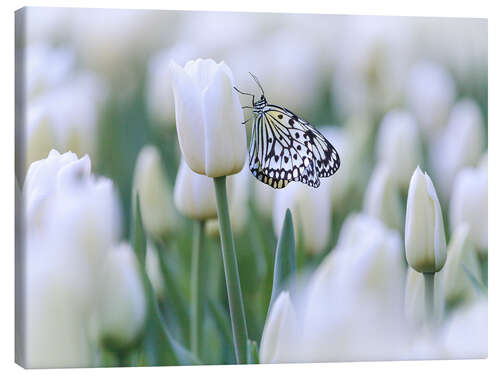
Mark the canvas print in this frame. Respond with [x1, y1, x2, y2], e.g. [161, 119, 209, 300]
[15, 7, 487, 369]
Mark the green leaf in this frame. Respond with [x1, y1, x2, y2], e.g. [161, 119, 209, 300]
[269, 209, 296, 309]
[133, 194, 146, 266]
[246, 340, 259, 364]
[462, 263, 487, 295]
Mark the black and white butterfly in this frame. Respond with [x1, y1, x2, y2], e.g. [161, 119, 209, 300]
[235, 73, 340, 189]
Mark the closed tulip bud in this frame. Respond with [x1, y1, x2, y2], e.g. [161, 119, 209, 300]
[174, 158, 217, 220]
[363, 164, 403, 232]
[449, 167, 488, 254]
[259, 291, 299, 364]
[146, 241, 166, 299]
[376, 110, 422, 190]
[406, 60, 456, 138]
[169, 58, 246, 177]
[273, 182, 332, 255]
[96, 243, 146, 350]
[405, 167, 447, 273]
[439, 224, 481, 305]
[133, 145, 178, 238]
[430, 99, 485, 200]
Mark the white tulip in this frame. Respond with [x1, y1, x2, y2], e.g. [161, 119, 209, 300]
[441, 298, 487, 359]
[169, 58, 246, 177]
[147, 43, 197, 127]
[405, 167, 447, 273]
[259, 291, 299, 364]
[133, 145, 178, 238]
[146, 242, 166, 299]
[449, 167, 488, 254]
[406, 60, 456, 138]
[96, 243, 146, 349]
[376, 110, 422, 190]
[174, 158, 217, 221]
[253, 179, 275, 219]
[439, 224, 481, 305]
[430, 99, 485, 200]
[363, 164, 403, 232]
[273, 181, 332, 255]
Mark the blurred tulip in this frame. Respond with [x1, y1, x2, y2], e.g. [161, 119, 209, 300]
[406, 60, 456, 138]
[145, 242, 166, 299]
[259, 291, 299, 364]
[147, 43, 197, 128]
[439, 224, 481, 306]
[96, 243, 146, 350]
[169, 58, 246, 177]
[133, 145, 178, 238]
[28, 71, 107, 160]
[24, 150, 91, 233]
[449, 167, 488, 254]
[430, 99, 485, 201]
[253, 179, 275, 219]
[441, 298, 487, 359]
[174, 158, 217, 221]
[363, 164, 403, 232]
[273, 182, 332, 255]
[376, 110, 422, 190]
[405, 167, 447, 273]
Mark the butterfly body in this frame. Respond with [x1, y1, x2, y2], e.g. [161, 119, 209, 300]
[236, 75, 340, 189]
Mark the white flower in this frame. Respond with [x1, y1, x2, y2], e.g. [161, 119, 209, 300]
[273, 182, 332, 255]
[363, 164, 403, 232]
[133, 145, 178, 238]
[169, 58, 246, 177]
[146, 242, 166, 299]
[259, 291, 299, 364]
[405, 167, 447, 273]
[441, 298, 487, 359]
[253, 179, 275, 219]
[147, 43, 198, 127]
[174, 158, 217, 221]
[439, 224, 481, 305]
[449, 167, 488, 254]
[430, 99, 485, 200]
[406, 60, 456, 138]
[376, 110, 422, 190]
[95, 243, 146, 349]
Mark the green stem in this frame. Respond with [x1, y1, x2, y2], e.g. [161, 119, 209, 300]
[423, 272, 435, 326]
[213, 176, 248, 364]
[190, 220, 204, 358]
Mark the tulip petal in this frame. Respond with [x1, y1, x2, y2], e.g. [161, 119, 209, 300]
[202, 64, 246, 177]
[169, 61, 206, 174]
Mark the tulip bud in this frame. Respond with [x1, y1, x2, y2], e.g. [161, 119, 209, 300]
[376, 110, 422, 190]
[146, 241, 166, 299]
[259, 291, 299, 364]
[429, 99, 485, 200]
[405, 167, 447, 273]
[363, 164, 403, 231]
[273, 182, 332, 255]
[439, 224, 481, 305]
[174, 158, 217, 220]
[132, 145, 178, 238]
[406, 60, 456, 138]
[449, 167, 488, 254]
[96, 243, 146, 350]
[169, 58, 246, 177]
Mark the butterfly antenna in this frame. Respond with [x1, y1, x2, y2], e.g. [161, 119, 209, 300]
[249, 72, 265, 97]
[233, 86, 253, 97]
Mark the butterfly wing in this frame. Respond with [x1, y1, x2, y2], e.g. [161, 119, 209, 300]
[249, 105, 340, 189]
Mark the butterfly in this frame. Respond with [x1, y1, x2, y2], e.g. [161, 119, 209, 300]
[234, 73, 340, 189]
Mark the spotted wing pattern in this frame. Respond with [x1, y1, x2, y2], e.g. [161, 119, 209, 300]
[249, 105, 340, 189]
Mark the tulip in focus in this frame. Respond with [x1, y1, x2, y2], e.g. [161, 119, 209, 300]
[363, 164, 403, 231]
[449, 166, 488, 255]
[405, 166, 447, 273]
[133, 145, 178, 238]
[169, 58, 246, 177]
[376, 110, 422, 190]
[259, 291, 299, 364]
